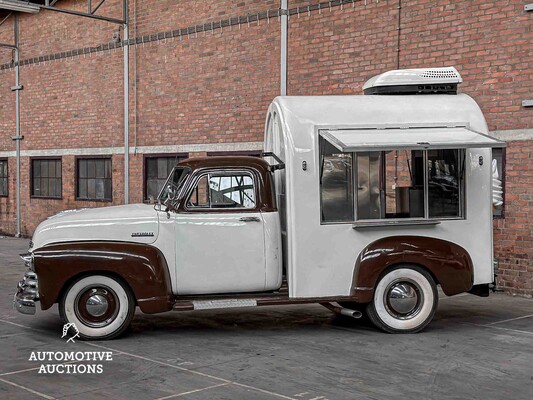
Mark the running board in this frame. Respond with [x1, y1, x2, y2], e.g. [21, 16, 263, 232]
[172, 293, 360, 312]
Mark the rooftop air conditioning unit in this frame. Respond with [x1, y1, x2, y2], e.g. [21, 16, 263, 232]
[363, 67, 463, 95]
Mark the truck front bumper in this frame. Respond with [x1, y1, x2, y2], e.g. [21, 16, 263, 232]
[14, 254, 39, 315]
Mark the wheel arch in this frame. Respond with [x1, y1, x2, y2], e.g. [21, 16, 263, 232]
[351, 235, 474, 303]
[57, 270, 137, 309]
[34, 241, 174, 314]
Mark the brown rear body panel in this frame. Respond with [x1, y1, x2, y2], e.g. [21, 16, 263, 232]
[352, 236, 474, 303]
[34, 241, 173, 314]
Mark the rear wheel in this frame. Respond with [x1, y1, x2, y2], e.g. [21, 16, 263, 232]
[59, 275, 135, 340]
[367, 265, 438, 333]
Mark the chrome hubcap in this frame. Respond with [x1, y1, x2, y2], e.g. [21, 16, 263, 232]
[86, 294, 109, 317]
[384, 279, 423, 320]
[75, 286, 119, 328]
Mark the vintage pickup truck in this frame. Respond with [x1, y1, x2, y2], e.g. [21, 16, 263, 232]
[15, 67, 505, 339]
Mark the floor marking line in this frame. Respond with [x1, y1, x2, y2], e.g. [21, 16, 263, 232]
[486, 314, 533, 326]
[0, 378, 55, 399]
[152, 383, 229, 400]
[0, 367, 42, 377]
[231, 382, 299, 400]
[468, 323, 533, 336]
[0, 332, 26, 339]
[0, 319, 35, 329]
[84, 342, 298, 400]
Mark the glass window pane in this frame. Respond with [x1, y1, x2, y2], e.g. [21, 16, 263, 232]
[95, 179, 105, 199]
[492, 149, 505, 218]
[33, 178, 40, 196]
[157, 158, 168, 179]
[88, 178, 96, 199]
[79, 160, 87, 178]
[49, 179, 57, 197]
[41, 178, 49, 197]
[87, 160, 96, 178]
[187, 175, 209, 208]
[104, 179, 112, 200]
[428, 149, 461, 218]
[33, 160, 41, 178]
[208, 174, 255, 209]
[167, 159, 176, 177]
[78, 179, 87, 199]
[0, 179, 5, 196]
[48, 160, 55, 178]
[104, 159, 112, 178]
[147, 158, 157, 178]
[56, 160, 62, 178]
[95, 160, 105, 179]
[320, 139, 354, 222]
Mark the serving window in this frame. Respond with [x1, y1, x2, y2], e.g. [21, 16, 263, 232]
[319, 136, 466, 224]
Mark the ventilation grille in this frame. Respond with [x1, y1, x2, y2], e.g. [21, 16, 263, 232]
[420, 70, 460, 79]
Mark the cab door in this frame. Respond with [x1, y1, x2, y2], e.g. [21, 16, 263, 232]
[175, 169, 266, 295]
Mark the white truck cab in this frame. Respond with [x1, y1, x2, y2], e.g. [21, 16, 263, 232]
[15, 67, 505, 340]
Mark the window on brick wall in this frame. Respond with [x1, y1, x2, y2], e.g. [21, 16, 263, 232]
[31, 158, 62, 199]
[0, 159, 7, 197]
[492, 148, 506, 219]
[76, 157, 112, 201]
[144, 154, 187, 201]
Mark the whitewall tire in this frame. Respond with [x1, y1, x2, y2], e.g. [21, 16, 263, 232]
[59, 275, 135, 340]
[367, 265, 438, 333]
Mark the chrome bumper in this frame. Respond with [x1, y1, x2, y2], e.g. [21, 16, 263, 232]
[14, 262, 39, 315]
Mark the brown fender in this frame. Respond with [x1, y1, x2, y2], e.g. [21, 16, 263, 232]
[34, 242, 173, 314]
[352, 236, 474, 303]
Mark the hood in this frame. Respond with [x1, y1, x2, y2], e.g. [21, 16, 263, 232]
[31, 204, 160, 250]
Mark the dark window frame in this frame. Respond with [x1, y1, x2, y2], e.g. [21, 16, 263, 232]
[30, 157, 62, 200]
[492, 148, 506, 219]
[0, 158, 7, 197]
[143, 153, 188, 202]
[75, 156, 113, 202]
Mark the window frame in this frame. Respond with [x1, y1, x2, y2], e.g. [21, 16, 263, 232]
[75, 156, 113, 202]
[0, 158, 7, 197]
[143, 153, 188, 202]
[319, 142, 467, 225]
[182, 168, 260, 213]
[492, 148, 506, 219]
[30, 157, 62, 200]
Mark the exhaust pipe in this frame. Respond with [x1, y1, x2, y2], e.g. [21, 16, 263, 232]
[320, 302, 362, 319]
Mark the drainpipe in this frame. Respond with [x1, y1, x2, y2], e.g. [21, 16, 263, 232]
[280, 0, 288, 95]
[13, 15, 21, 237]
[123, 0, 129, 204]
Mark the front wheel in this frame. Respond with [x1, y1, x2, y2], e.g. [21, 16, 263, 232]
[59, 275, 135, 340]
[367, 265, 438, 333]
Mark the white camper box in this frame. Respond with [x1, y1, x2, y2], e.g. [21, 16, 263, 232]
[264, 67, 505, 300]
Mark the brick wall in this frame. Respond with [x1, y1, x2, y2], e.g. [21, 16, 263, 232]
[0, 0, 531, 296]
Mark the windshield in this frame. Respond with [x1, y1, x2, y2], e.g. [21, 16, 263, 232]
[157, 167, 189, 202]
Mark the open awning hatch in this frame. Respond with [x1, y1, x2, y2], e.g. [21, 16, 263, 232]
[321, 127, 506, 152]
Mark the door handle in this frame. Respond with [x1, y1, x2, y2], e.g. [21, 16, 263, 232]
[239, 216, 261, 222]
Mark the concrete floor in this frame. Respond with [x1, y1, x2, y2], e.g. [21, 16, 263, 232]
[0, 237, 531, 400]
